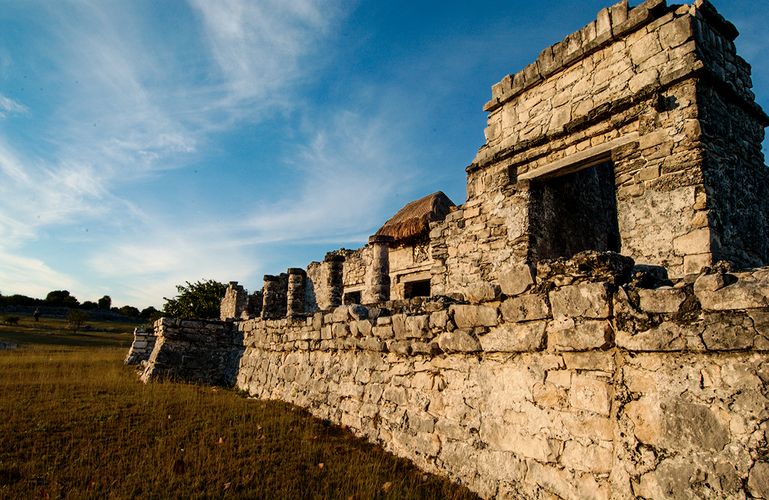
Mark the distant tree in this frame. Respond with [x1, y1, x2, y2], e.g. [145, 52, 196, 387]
[163, 279, 227, 319]
[81, 301, 99, 310]
[98, 295, 112, 310]
[118, 305, 141, 317]
[140, 306, 161, 322]
[45, 290, 79, 308]
[66, 309, 89, 333]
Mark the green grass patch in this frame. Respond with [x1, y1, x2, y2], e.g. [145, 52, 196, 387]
[0, 345, 477, 499]
[0, 315, 134, 348]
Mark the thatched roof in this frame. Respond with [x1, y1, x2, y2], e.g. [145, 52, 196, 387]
[375, 191, 456, 245]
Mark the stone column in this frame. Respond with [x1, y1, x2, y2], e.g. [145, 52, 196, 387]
[368, 235, 394, 303]
[286, 268, 306, 318]
[261, 275, 285, 320]
[323, 253, 345, 309]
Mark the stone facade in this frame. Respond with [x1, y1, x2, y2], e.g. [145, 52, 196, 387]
[135, 1, 769, 498]
[139, 252, 769, 498]
[431, 0, 769, 301]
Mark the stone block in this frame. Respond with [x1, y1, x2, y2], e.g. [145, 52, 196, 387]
[659, 15, 693, 49]
[500, 294, 550, 322]
[673, 228, 711, 255]
[372, 325, 394, 339]
[569, 374, 611, 416]
[498, 263, 535, 296]
[465, 282, 501, 303]
[560, 441, 613, 473]
[696, 281, 769, 310]
[693, 273, 728, 293]
[429, 310, 449, 329]
[549, 282, 611, 319]
[405, 315, 429, 338]
[562, 413, 614, 441]
[451, 304, 499, 329]
[637, 287, 688, 314]
[479, 322, 546, 352]
[436, 330, 482, 353]
[548, 318, 613, 351]
[332, 306, 348, 323]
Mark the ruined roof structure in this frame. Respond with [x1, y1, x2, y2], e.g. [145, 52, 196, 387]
[375, 191, 456, 245]
[133, 1, 769, 499]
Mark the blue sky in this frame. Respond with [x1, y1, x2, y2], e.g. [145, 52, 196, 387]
[1, 0, 768, 309]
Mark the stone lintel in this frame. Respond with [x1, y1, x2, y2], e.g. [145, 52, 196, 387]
[517, 133, 640, 181]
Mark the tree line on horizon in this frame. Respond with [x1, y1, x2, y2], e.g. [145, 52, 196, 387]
[1, 279, 229, 322]
[0, 290, 160, 321]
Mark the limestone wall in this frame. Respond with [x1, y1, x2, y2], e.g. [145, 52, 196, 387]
[431, 0, 769, 297]
[143, 253, 769, 499]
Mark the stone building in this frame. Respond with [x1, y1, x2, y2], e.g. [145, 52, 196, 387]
[138, 1, 769, 498]
[223, 0, 768, 320]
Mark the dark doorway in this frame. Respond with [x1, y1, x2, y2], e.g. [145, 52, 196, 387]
[529, 162, 621, 260]
[343, 291, 361, 305]
[404, 279, 431, 299]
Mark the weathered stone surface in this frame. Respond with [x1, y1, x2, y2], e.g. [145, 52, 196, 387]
[479, 322, 546, 352]
[696, 279, 769, 310]
[435, 330, 481, 353]
[637, 287, 688, 314]
[748, 462, 769, 499]
[550, 282, 611, 319]
[548, 318, 612, 351]
[498, 263, 535, 296]
[465, 282, 501, 303]
[500, 294, 550, 322]
[451, 304, 499, 328]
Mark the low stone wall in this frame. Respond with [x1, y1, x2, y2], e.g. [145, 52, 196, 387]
[141, 255, 769, 499]
[140, 319, 242, 386]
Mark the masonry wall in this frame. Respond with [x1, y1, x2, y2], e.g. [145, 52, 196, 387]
[140, 254, 769, 499]
[431, 0, 769, 298]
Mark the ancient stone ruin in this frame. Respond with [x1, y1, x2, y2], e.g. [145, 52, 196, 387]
[129, 1, 769, 498]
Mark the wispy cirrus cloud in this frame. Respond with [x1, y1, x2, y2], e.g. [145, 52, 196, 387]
[0, 95, 26, 118]
[0, 1, 351, 306]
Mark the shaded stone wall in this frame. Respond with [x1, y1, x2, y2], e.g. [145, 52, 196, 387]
[140, 318, 242, 386]
[145, 253, 769, 499]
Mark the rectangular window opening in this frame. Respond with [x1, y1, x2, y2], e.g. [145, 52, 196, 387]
[343, 291, 362, 305]
[404, 279, 431, 299]
[529, 161, 621, 261]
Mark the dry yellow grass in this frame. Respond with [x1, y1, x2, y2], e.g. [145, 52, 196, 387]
[0, 343, 477, 499]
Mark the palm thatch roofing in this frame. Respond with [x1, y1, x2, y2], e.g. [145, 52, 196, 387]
[375, 191, 456, 245]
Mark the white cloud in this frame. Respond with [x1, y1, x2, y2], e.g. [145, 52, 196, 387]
[0, 95, 26, 118]
[0, 250, 81, 299]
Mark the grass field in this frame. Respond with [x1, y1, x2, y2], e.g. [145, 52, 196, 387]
[0, 318, 477, 499]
